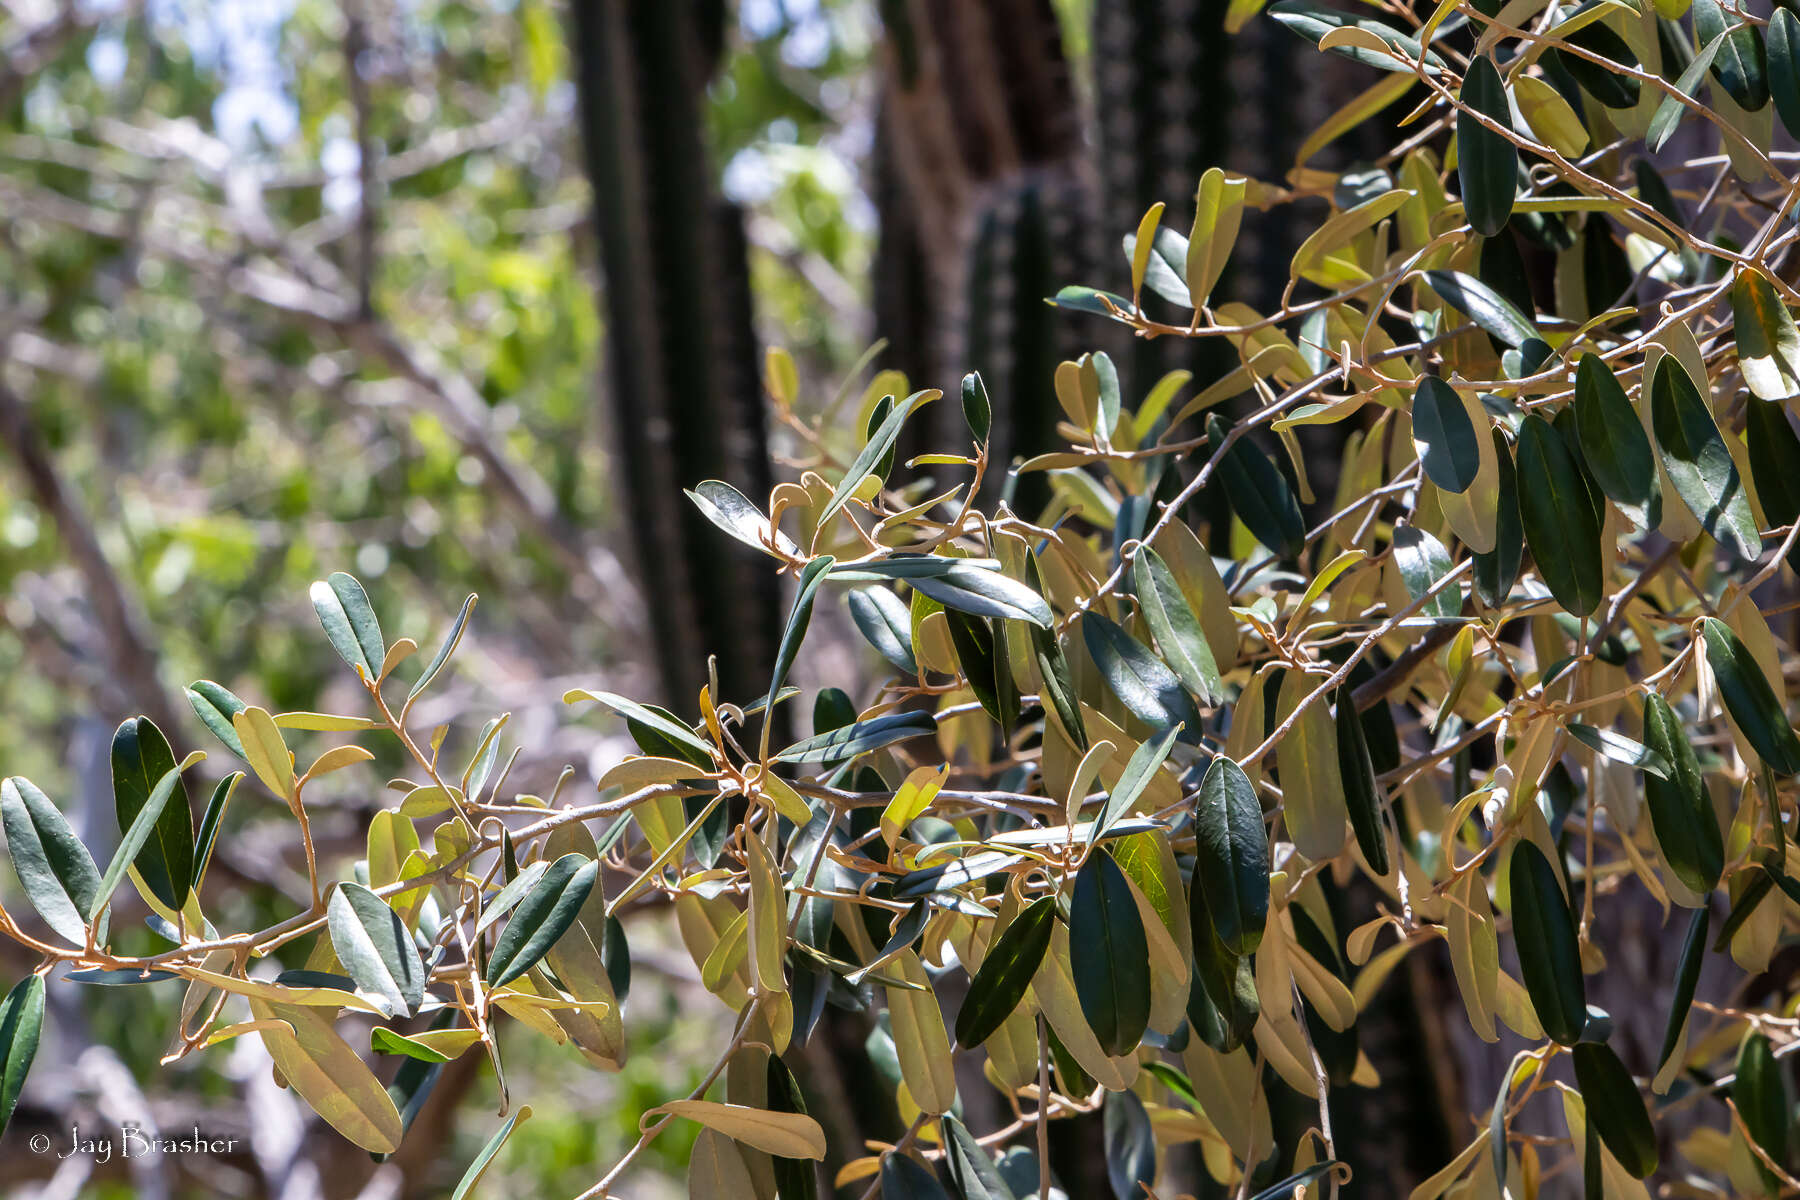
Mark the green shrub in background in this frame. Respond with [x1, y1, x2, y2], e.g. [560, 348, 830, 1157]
[13, 1, 1800, 1197]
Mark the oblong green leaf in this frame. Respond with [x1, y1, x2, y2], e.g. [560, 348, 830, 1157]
[1571, 1041, 1657, 1177]
[1656, 905, 1709, 1074]
[686, 480, 799, 558]
[1473, 429, 1523, 607]
[452, 1105, 533, 1200]
[1335, 687, 1390, 876]
[908, 563, 1054, 628]
[1572, 353, 1659, 527]
[311, 572, 385, 681]
[1133, 547, 1222, 706]
[408, 594, 478, 706]
[1413, 377, 1484, 493]
[1070, 849, 1151, 1057]
[186, 680, 247, 758]
[1694, 0, 1769, 111]
[1701, 617, 1800, 774]
[1746, 400, 1800, 569]
[1566, 723, 1671, 781]
[1103, 1088, 1156, 1200]
[1770, 8, 1800, 137]
[1392, 526, 1460, 619]
[847, 586, 918, 676]
[1508, 841, 1587, 1045]
[1192, 756, 1268, 956]
[1651, 355, 1761, 561]
[1, 778, 100, 946]
[1552, 21, 1641, 109]
[1736, 1031, 1790, 1193]
[770, 557, 836, 723]
[1423, 269, 1538, 348]
[943, 1112, 1017, 1200]
[563, 689, 715, 763]
[329, 881, 426, 1017]
[1095, 726, 1183, 842]
[1733, 267, 1800, 402]
[1640, 694, 1724, 893]
[1268, 0, 1447, 74]
[961, 372, 992, 444]
[1516, 415, 1604, 616]
[818, 389, 932, 533]
[104, 720, 194, 916]
[1458, 55, 1516, 238]
[774, 711, 938, 765]
[955, 896, 1056, 1048]
[882, 1151, 953, 1200]
[1208, 414, 1306, 559]
[1082, 614, 1203, 742]
[190, 771, 242, 894]
[486, 854, 599, 987]
[0, 973, 45, 1138]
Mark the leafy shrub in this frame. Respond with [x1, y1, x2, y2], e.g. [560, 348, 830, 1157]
[10, 2, 1800, 1196]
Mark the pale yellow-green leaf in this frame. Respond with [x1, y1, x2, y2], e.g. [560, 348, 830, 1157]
[300, 744, 374, 785]
[235, 706, 294, 801]
[658, 1101, 827, 1160]
[1129, 202, 1165, 299]
[249, 998, 403, 1153]
[885, 950, 957, 1114]
[1512, 74, 1589, 157]
[882, 764, 949, 847]
[689, 1126, 759, 1198]
[745, 829, 787, 998]
[1274, 671, 1346, 860]
[1187, 168, 1247, 311]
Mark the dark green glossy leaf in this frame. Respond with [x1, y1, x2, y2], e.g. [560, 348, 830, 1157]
[847, 586, 918, 676]
[1656, 905, 1709, 1074]
[190, 771, 242, 894]
[1423, 269, 1538, 348]
[1516, 415, 1604, 616]
[1413, 377, 1484, 493]
[1573, 353, 1659, 528]
[767, 1055, 819, 1200]
[1102, 1089, 1156, 1200]
[1650, 32, 1727, 151]
[1771, 8, 1800, 136]
[311, 571, 385, 681]
[370, 1028, 451, 1063]
[882, 1149, 953, 1199]
[1694, 0, 1769, 111]
[818, 390, 931, 532]
[1651, 355, 1761, 561]
[909, 563, 1054, 628]
[943, 1113, 1017, 1200]
[95, 754, 189, 922]
[1082, 614, 1203, 742]
[1746, 400, 1800, 571]
[775, 711, 938, 765]
[1, 777, 100, 946]
[1335, 687, 1390, 875]
[1736, 1032, 1790, 1193]
[945, 610, 1010, 728]
[1566, 723, 1671, 781]
[0, 973, 45, 1139]
[1571, 1042, 1657, 1177]
[1268, 0, 1447, 74]
[1392, 526, 1460, 618]
[565, 689, 715, 763]
[1458, 55, 1516, 237]
[1192, 756, 1268, 956]
[955, 897, 1055, 1048]
[1509, 840, 1587, 1044]
[1702, 617, 1800, 774]
[1553, 22, 1641, 109]
[866, 396, 898, 483]
[1715, 871, 1776, 951]
[1474, 429, 1523, 607]
[451, 1105, 532, 1200]
[486, 854, 599, 988]
[1133, 546, 1222, 706]
[1028, 550, 1087, 752]
[961, 372, 992, 444]
[1095, 726, 1183, 842]
[1070, 849, 1151, 1057]
[1208, 414, 1306, 559]
[1734, 268, 1800, 402]
[186, 680, 247, 758]
[330, 881, 426, 1017]
[1640, 693, 1724, 894]
[771, 557, 836, 726]
[408, 594, 478, 706]
[602, 914, 631, 1000]
[1187, 913, 1258, 1053]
